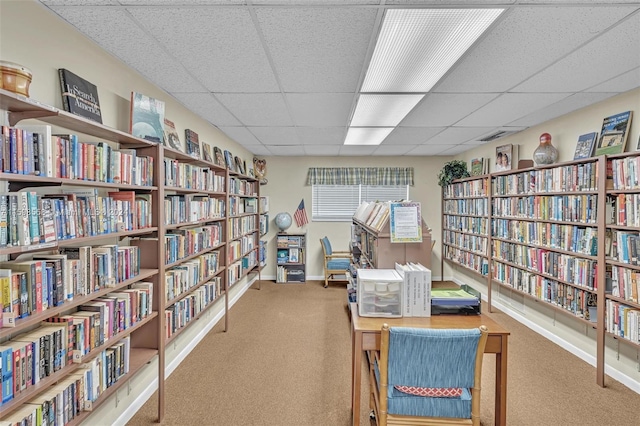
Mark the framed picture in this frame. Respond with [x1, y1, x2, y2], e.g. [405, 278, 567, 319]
[573, 132, 598, 160]
[495, 144, 514, 172]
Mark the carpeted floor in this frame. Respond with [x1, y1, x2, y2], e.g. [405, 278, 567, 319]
[127, 280, 640, 426]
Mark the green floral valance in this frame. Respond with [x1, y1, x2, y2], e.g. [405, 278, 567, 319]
[307, 167, 414, 186]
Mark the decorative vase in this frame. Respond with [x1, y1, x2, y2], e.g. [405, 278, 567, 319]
[533, 133, 558, 165]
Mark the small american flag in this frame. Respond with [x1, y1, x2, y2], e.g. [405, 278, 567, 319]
[294, 199, 309, 227]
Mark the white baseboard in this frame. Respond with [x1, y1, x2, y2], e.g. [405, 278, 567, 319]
[457, 278, 640, 395]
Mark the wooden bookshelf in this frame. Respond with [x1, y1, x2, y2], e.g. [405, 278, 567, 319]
[276, 232, 306, 283]
[442, 154, 640, 387]
[0, 89, 163, 422]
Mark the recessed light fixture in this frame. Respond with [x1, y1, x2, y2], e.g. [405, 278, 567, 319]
[344, 127, 394, 145]
[345, 8, 503, 145]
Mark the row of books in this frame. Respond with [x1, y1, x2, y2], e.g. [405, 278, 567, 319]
[259, 196, 269, 214]
[228, 235, 256, 264]
[0, 338, 131, 424]
[492, 244, 598, 290]
[165, 252, 221, 304]
[0, 245, 141, 325]
[258, 240, 266, 267]
[1, 125, 154, 187]
[606, 193, 640, 227]
[276, 235, 304, 248]
[443, 231, 488, 254]
[395, 263, 432, 317]
[0, 189, 153, 248]
[492, 194, 598, 224]
[353, 201, 389, 232]
[607, 230, 640, 266]
[493, 266, 593, 319]
[443, 246, 489, 276]
[606, 300, 640, 344]
[228, 196, 252, 217]
[491, 162, 598, 195]
[444, 216, 489, 235]
[443, 178, 489, 198]
[163, 224, 222, 266]
[492, 220, 598, 256]
[609, 264, 640, 303]
[228, 216, 256, 241]
[164, 194, 225, 226]
[443, 198, 488, 216]
[608, 155, 640, 190]
[275, 265, 304, 283]
[165, 279, 222, 340]
[228, 177, 257, 197]
[163, 159, 225, 192]
[259, 214, 268, 236]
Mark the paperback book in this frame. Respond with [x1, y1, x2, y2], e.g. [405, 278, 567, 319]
[213, 146, 224, 167]
[130, 92, 165, 144]
[595, 111, 633, 156]
[573, 132, 598, 160]
[163, 118, 182, 151]
[58, 68, 102, 124]
[185, 129, 200, 159]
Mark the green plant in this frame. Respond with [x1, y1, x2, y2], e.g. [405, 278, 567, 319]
[437, 160, 470, 187]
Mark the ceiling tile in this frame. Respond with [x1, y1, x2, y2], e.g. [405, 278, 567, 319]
[456, 93, 569, 127]
[42, 0, 118, 4]
[513, 11, 640, 92]
[254, 7, 377, 92]
[304, 145, 342, 156]
[121, 0, 243, 4]
[286, 94, 355, 127]
[388, 0, 514, 4]
[216, 94, 293, 126]
[268, 145, 306, 156]
[218, 126, 262, 146]
[254, 0, 378, 3]
[586, 67, 640, 93]
[296, 127, 346, 145]
[243, 144, 272, 156]
[171, 93, 241, 126]
[339, 145, 380, 156]
[127, 6, 280, 92]
[249, 127, 301, 146]
[424, 127, 497, 145]
[372, 145, 418, 155]
[406, 144, 458, 155]
[402, 93, 499, 127]
[383, 127, 445, 145]
[508, 92, 619, 127]
[435, 7, 637, 93]
[49, 7, 206, 92]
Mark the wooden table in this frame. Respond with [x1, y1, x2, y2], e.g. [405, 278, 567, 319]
[350, 303, 509, 425]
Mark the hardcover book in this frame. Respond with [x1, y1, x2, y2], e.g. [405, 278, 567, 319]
[495, 144, 516, 172]
[202, 142, 213, 163]
[234, 156, 245, 175]
[573, 132, 598, 160]
[163, 118, 182, 151]
[130, 92, 165, 144]
[213, 146, 224, 167]
[470, 158, 484, 176]
[224, 150, 236, 172]
[185, 129, 200, 159]
[595, 111, 633, 156]
[58, 69, 102, 124]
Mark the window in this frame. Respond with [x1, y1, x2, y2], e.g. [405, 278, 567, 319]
[312, 184, 409, 221]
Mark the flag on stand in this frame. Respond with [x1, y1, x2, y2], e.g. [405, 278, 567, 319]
[294, 199, 309, 227]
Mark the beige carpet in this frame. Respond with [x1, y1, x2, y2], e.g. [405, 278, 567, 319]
[127, 281, 640, 426]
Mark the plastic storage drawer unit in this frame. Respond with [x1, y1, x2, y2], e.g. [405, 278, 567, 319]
[357, 269, 403, 318]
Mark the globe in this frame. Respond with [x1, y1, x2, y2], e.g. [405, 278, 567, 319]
[275, 212, 292, 232]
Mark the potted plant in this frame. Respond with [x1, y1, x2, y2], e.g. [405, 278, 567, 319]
[437, 160, 470, 186]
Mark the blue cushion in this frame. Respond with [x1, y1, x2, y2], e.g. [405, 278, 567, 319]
[321, 237, 332, 255]
[375, 359, 472, 419]
[327, 259, 350, 270]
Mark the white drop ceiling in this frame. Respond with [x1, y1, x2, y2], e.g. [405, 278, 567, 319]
[38, 0, 640, 157]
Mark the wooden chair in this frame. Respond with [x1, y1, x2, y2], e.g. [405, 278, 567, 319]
[319, 236, 352, 288]
[370, 324, 488, 426]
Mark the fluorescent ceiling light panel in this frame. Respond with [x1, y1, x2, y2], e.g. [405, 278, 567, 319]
[361, 8, 504, 93]
[344, 127, 394, 145]
[350, 94, 425, 127]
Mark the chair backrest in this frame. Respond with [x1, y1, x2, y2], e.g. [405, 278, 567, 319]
[385, 326, 486, 390]
[320, 237, 332, 256]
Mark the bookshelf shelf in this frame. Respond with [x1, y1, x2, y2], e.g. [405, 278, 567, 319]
[165, 296, 225, 344]
[0, 88, 164, 423]
[443, 154, 640, 387]
[276, 232, 306, 283]
[165, 267, 226, 307]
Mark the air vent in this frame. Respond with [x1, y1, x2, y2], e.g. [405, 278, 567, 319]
[479, 130, 517, 142]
